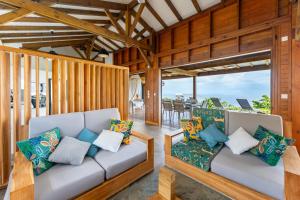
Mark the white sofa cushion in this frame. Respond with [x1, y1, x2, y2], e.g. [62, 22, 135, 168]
[225, 127, 259, 154]
[35, 157, 105, 200]
[29, 112, 85, 138]
[211, 147, 284, 200]
[94, 138, 147, 179]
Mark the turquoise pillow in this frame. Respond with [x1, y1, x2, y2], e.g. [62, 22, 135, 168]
[250, 125, 295, 166]
[77, 128, 99, 157]
[17, 127, 61, 176]
[198, 124, 228, 148]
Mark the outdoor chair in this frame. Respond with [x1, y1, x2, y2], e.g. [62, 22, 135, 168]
[162, 101, 173, 120]
[173, 102, 189, 122]
[211, 97, 224, 109]
[236, 98, 254, 111]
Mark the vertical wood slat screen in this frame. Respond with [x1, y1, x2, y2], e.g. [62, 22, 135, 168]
[0, 45, 129, 187]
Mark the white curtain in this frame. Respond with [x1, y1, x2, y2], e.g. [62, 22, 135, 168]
[129, 75, 142, 101]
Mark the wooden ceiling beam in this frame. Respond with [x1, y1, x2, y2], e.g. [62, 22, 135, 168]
[15, 17, 111, 25]
[0, 0, 151, 50]
[55, 7, 118, 16]
[191, 0, 201, 13]
[72, 46, 86, 59]
[0, 0, 52, 24]
[197, 65, 270, 76]
[145, 2, 167, 28]
[48, 0, 127, 11]
[0, 31, 90, 38]
[0, 26, 76, 31]
[104, 9, 126, 35]
[96, 38, 115, 51]
[125, 6, 131, 37]
[130, 3, 145, 37]
[2, 35, 93, 43]
[133, 28, 146, 40]
[22, 39, 88, 49]
[165, 0, 182, 21]
[105, 38, 122, 49]
[138, 47, 151, 68]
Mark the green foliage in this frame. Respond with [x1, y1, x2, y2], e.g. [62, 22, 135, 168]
[252, 95, 271, 114]
[203, 98, 241, 111]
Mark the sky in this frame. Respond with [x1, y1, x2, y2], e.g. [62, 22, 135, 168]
[162, 70, 271, 105]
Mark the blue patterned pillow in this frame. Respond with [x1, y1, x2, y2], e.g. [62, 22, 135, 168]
[198, 124, 228, 148]
[77, 128, 99, 157]
[17, 128, 61, 176]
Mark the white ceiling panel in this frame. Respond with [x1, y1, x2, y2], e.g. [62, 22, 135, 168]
[197, 0, 221, 10]
[148, 0, 178, 26]
[170, 0, 197, 19]
[137, 6, 163, 31]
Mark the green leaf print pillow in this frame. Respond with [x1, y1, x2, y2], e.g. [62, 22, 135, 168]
[250, 125, 295, 166]
[17, 127, 61, 176]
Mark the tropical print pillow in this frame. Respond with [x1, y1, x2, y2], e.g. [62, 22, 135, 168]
[110, 119, 133, 144]
[250, 125, 295, 166]
[193, 108, 225, 133]
[182, 117, 203, 142]
[17, 127, 61, 176]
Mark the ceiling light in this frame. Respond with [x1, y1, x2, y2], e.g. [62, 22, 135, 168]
[98, 49, 109, 58]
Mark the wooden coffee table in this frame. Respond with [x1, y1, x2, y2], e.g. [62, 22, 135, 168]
[149, 167, 181, 200]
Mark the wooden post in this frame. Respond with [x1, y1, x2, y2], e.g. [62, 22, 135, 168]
[193, 76, 197, 99]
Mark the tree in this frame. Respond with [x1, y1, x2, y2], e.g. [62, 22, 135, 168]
[252, 95, 271, 114]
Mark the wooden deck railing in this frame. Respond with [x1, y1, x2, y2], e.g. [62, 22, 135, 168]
[0, 45, 129, 187]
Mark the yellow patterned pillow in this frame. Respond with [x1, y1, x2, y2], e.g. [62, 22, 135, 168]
[110, 119, 133, 144]
[183, 117, 203, 142]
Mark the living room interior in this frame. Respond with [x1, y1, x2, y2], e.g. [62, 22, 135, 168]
[0, 0, 300, 200]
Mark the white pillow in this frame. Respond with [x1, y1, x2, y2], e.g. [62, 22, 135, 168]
[93, 130, 124, 152]
[225, 127, 259, 155]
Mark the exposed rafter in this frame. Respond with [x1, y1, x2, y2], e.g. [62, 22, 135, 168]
[15, 17, 111, 25]
[0, 31, 91, 38]
[105, 9, 125, 35]
[0, 0, 151, 50]
[133, 28, 146, 40]
[0, 26, 76, 31]
[47, 0, 128, 11]
[125, 6, 131, 37]
[96, 38, 114, 51]
[72, 46, 86, 59]
[165, 0, 182, 21]
[2, 35, 93, 43]
[138, 47, 151, 68]
[191, 0, 201, 13]
[145, 2, 167, 28]
[106, 38, 122, 49]
[130, 3, 145, 37]
[22, 39, 88, 49]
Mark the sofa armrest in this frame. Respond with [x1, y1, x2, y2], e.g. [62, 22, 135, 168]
[164, 129, 184, 156]
[283, 146, 300, 200]
[132, 130, 154, 166]
[10, 152, 34, 200]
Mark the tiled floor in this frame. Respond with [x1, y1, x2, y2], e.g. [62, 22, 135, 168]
[0, 118, 228, 200]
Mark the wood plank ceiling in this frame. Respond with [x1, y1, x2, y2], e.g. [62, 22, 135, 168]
[0, 0, 222, 59]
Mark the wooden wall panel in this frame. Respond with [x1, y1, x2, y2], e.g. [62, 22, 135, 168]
[60, 60, 67, 114]
[101, 67, 107, 108]
[52, 59, 59, 114]
[240, 0, 277, 28]
[90, 65, 96, 110]
[159, 56, 171, 67]
[67, 61, 75, 113]
[212, 3, 238, 36]
[74, 62, 81, 112]
[190, 15, 210, 43]
[96, 65, 101, 109]
[279, 0, 290, 17]
[173, 24, 189, 48]
[35, 57, 40, 117]
[173, 51, 189, 66]
[190, 46, 210, 63]
[84, 64, 91, 111]
[13, 53, 21, 153]
[240, 29, 273, 52]
[159, 31, 172, 52]
[0, 52, 11, 186]
[106, 68, 112, 108]
[211, 39, 237, 58]
[292, 40, 300, 152]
